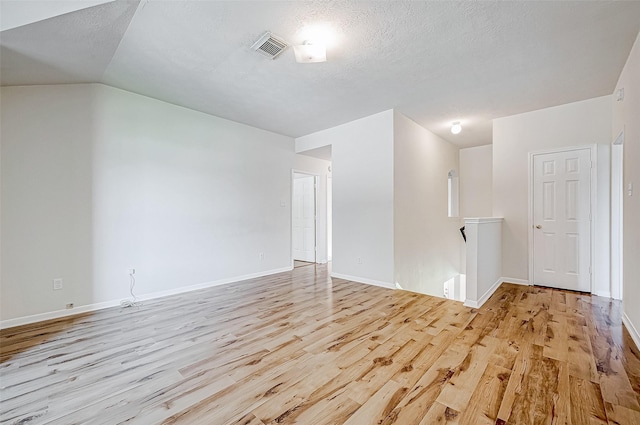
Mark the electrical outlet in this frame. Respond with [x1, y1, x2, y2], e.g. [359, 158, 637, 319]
[259, 252, 265, 261]
[66, 303, 74, 309]
[356, 257, 362, 264]
[128, 268, 135, 275]
[53, 278, 63, 290]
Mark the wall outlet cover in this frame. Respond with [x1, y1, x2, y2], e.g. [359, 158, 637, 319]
[53, 278, 63, 290]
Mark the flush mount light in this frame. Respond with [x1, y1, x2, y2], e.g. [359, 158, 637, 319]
[451, 122, 462, 135]
[293, 41, 326, 63]
[299, 24, 337, 48]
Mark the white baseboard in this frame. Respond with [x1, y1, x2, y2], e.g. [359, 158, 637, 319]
[622, 312, 640, 351]
[0, 300, 123, 331]
[502, 277, 612, 299]
[500, 277, 530, 286]
[330, 273, 395, 290]
[0, 266, 293, 330]
[464, 278, 502, 309]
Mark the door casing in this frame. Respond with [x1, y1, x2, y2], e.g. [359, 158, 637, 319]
[611, 131, 624, 300]
[528, 145, 597, 292]
[291, 170, 318, 265]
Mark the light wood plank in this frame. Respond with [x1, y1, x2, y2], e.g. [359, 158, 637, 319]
[1, 269, 639, 424]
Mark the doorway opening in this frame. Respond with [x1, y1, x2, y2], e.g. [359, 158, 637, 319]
[292, 172, 317, 264]
[611, 131, 624, 300]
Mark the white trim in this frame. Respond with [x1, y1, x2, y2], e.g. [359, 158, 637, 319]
[611, 130, 624, 300]
[1, 301, 121, 330]
[0, 266, 293, 330]
[500, 277, 530, 286]
[593, 290, 611, 298]
[326, 174, 332, 263]
[528, 145, 596, 156]
[622, 312, 640, 351]
[464, 217, 504, 224]
[464, 278, 501, 308]
[528, 145, 597, 292]
[330, 272, 395, 289]
[528, 151, 534, 285]
[590, 145, 598, 294]
[291, 169, 320, 266]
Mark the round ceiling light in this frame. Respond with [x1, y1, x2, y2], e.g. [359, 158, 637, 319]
[451, 122, 462, 134]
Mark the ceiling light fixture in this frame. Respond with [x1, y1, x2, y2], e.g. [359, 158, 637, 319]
[299, 23, 337, 48]
[451, 122, 462, 135]
[293, 41, 326, 63]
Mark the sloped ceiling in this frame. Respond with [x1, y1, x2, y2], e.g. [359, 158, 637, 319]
[0, 1, 139, 85]
[2, 0, 640, 147]
[0, 0, 115, 31]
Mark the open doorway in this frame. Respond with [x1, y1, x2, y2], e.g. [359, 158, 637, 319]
[292, 172, 317, 265]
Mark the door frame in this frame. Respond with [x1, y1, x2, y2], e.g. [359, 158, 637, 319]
[527, 144, 597, 292]
[611, 130, 624, 300]
[326, 174, 332, 262]
[291, 170, 318, 267]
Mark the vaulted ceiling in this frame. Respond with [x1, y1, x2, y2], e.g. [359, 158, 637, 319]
[2, 0, 639, 147]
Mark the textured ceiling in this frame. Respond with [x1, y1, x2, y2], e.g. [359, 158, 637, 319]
[2, 1, 640, 148]
[0, 1, 115, 31]
[0, 1, 139, 85]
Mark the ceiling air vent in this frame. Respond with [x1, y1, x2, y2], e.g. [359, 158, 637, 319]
[251, 32, 288, 59]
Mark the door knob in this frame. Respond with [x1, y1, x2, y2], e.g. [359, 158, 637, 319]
[535, 225, 542, 229]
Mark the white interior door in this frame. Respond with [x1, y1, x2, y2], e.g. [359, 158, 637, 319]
[293, 174, 316, 262]
[532, 148, 591, 292]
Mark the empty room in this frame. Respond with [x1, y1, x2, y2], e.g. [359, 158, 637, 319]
[2, 1, 640, 424]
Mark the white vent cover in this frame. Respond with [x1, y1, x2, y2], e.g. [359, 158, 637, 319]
[251, 32, 288, 59]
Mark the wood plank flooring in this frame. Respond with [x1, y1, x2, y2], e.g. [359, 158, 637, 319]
[1, 264, 639, 424]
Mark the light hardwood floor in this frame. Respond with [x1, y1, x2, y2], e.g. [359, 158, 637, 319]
[1, 264, 639, 424]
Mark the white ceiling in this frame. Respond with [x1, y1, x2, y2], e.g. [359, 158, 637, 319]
[2, 1, 639, 148]
[0, 0, 115, 31]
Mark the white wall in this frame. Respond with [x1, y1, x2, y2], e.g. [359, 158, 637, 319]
[393, 111, 461, 296]
[493, 96, 612, 295]
[295, 111, 395, 287]
[1, 83, 297, 322]
[464, 218, 503, 308]
[460, 144, 493, 218]
[1, 85, 94, 321]
[613, 32, 640, 344]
